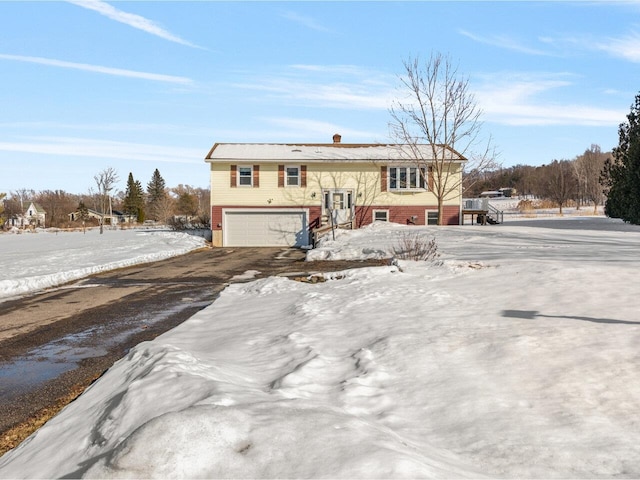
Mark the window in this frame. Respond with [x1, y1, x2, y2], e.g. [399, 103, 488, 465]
[427, 211, 438, 225]
[286, 166, 300, 186]
[388, 166, 427, 191]
[373, 210, 389, 222]
[238, 166, 253, 187]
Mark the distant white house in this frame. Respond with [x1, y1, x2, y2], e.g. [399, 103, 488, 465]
[19, 202, 47, 227]
[6, 202, 47, 228]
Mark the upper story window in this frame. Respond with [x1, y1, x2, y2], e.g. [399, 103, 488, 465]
[238, 166, 253, 187]
[388, 166, 428, 191]
[286, 166, 300, 186]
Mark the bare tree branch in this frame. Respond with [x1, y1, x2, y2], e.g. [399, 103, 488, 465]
[390, 53, 498, 224]
[94, 167, 119, 234]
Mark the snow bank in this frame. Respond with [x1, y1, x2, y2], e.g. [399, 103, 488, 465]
[307, 222, 402, 261]
[0, 228, 206, 301]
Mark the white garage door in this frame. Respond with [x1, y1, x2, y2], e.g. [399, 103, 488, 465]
[224, 210, 308, 247]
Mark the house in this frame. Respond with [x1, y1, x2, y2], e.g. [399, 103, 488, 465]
[24, 202, 46, 227]
[68, 208, 128, 225]
[205, 135, 466, 247]
[5, 202, 47, 228]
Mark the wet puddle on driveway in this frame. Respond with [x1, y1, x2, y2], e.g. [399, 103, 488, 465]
[0, 298, 211, 402]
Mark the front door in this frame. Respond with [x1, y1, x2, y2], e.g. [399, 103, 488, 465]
[324, 190, 353, 225]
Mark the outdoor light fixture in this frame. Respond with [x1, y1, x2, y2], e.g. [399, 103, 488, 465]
[311, 192, 316, 198]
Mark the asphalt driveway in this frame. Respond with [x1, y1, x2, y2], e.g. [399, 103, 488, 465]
[0, 246, 385, 454]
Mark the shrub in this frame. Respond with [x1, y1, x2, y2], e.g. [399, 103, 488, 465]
[517, 199, 534, 212]
[391, 232, 440, 262]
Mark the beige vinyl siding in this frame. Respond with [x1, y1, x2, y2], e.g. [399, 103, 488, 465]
[210, 161, 462, 207]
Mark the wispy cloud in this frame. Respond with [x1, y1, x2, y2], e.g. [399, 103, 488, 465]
[595, 31, 640, 62]
[280, 11, 331, 33]
[474, 72, 625, 126]
[0, 53, 192, 85]
[459, 29, 552, 56]
[0, 121, 212, 137]
[67, 0, 203, 49]
[233, 64, 395, 110]
[235, 78, 393, 110]
[535, 29, 640, 64]
[0, 136, 202, 164]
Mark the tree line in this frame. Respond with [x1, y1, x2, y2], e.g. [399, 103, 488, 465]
[465, 90, 640, 225]
[1, 168, 210, 230]
[464, 145, 611, 214]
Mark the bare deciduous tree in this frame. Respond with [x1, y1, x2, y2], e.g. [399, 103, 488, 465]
[0, 192, 5, 227]
[155, 194, 176, 224]
[544, 160, 576, 214]
[574, 144, 607, 213]
[34, 190, 78, 227]
[94, 167, 119, 234]
[390, 53, 497, 224]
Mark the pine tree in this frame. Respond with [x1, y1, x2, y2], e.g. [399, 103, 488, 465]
[134, 179, 145, 223]
[77, 201, 89, 220]
[123, 173, 145, 223]
[605, 93, 640, 224]
[146, 169, 167, 221]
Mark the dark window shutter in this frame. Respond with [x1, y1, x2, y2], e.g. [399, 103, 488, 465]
[278, 165, 284, 188]
[381, 166, 387, 192]
[428, 166, 434, 191]
[253, 165, 260, 188]
[301, 165, 307, 187]
[230, 165, 237, 188]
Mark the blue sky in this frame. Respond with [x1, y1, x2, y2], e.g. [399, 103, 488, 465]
[1, 1, 638, 194]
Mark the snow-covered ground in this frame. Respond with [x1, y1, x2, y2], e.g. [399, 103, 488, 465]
[2, 217, 640, 478]
[0, 228, 206, 302]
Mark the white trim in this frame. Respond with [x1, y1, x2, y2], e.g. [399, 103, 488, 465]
[425, 209, 439, 225]
[388, 166, 428, 192]
[372, 209, 389, 222]
[285, 165, 301, 187]
[237, 165, 253, 187]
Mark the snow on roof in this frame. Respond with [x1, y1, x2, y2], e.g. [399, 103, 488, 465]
[205, 143, 466, 163]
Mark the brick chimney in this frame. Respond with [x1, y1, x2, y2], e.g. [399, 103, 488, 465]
[332, 133, 342, 144]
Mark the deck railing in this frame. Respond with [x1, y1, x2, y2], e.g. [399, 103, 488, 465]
[463, 198, 504, 224]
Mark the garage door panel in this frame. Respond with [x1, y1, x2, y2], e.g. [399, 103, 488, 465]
[224, 211, 307, 247]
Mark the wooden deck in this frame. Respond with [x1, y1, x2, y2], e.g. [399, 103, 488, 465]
[461, 209, 489, 225]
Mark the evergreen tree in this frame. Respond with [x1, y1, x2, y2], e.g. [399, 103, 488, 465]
[123, 172, 145, 222]
[604, 94, 640, 224]
[146, 169, 167, 221]
[77, 201, 89, 220]
[176, 191, 199, 218]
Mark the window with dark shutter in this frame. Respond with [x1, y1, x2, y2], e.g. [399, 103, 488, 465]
[238, 166, 253, 186]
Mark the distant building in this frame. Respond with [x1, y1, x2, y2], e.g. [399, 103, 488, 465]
[479, 191, 505, 198]
[23, 202, 47, 227]
[68, 208, 128, 225]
